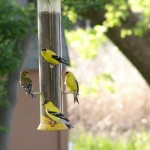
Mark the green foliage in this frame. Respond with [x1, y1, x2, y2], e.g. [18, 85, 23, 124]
[65, 26, 107, 60]
[71, 131, 150, 150]
[104, 0, 150, 37]
[62, 0, 105, 12]
[63, 0, 150, 38]
[104, 0, 129, 28]
[0, 79, 10, 107]
[121, 28, 132, 38]
[63, 6, 78, 25]
[0, 126, 10, 133]
[0, 0, 36, 76]
[129, 0, 150, 37]
[62, 0, 104, 13]
[0, 0, 36, 108]
[131, 130, 150, 150]
[80, 73, 115, 98]
[132, 18, 149, 37]
[62, 0, 104, 29]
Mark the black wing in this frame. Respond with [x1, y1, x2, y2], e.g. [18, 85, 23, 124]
[52, 55, 69, 66]
[22, 83, 32, 94]
[48, 110, 69, 122]
[48, 110, 73, 129]
[21, 83, 35, 98]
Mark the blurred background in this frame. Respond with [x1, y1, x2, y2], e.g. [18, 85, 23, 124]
[0, 0, 150, 150]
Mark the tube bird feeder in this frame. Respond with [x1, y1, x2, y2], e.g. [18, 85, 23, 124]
[37, 0, 66, 130]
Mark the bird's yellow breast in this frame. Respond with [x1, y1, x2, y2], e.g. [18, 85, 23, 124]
[65, 76, 77, 92]
[41, 50, 59, 64]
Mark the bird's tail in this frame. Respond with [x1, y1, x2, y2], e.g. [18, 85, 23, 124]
[59, 58, 70, 66]
[74, 93, 79, 104]
[56, 112, 73, 129]
[26, 91, 36, 99]
[62, 118, 73, 129]
[52, 55, 70, 66]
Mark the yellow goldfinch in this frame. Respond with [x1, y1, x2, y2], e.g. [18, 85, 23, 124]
[43, 101, 73, 129]
[64, 71, 79, 104]
[19, 70, 36, 98]
[41, 48, 69, 66]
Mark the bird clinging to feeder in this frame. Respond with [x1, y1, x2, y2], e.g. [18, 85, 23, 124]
[64, 71, 79, 104]
[19, 70, 36, 99]
[43, 101, 73, 129]
[41, 48, 70, 68]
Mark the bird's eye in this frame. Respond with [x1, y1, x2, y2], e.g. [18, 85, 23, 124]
[65, 71, 69, 74]
[42, 48, 46, 51]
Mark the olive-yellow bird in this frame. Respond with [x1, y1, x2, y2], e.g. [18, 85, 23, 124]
[19, 70, 36, 98]
[41, 48, 69, 66]
[43, 101, 73, 129]
[64, 71, 79, 104]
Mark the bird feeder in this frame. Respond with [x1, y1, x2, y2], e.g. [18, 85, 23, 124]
[37, 0, 66, 130]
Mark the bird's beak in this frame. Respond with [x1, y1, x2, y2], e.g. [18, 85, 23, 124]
[64, 72, 67, 75]
[64, 71, 69, 75]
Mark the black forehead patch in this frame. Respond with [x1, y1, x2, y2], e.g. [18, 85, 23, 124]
[43, 101, 50, 105]
[42, 48, 46, 51]
[65, 71, 69, 74]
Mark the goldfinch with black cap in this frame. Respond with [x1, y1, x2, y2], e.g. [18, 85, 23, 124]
[43, 101, 73, 129]
[41, 48, 69, 67]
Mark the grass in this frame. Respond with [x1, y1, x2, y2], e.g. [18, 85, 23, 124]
[71, 131, 150, 150]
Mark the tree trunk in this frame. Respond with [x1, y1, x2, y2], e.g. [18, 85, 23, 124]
[106, 26, 150, 86]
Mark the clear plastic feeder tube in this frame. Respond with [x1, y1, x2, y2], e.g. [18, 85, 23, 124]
[37, 0, 65, 130]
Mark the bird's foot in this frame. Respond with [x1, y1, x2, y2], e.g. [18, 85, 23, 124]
[50, 120, 56, 127]
[49, 64, 54, 68]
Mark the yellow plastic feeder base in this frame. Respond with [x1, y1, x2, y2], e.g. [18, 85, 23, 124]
[37, 115, 67, 130]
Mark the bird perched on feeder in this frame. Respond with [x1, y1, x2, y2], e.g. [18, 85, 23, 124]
[41, 48, 69, 68]
[19, 70, 36, 99]
[43, 101, 73, 129]
[64, 71, 79, 104]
